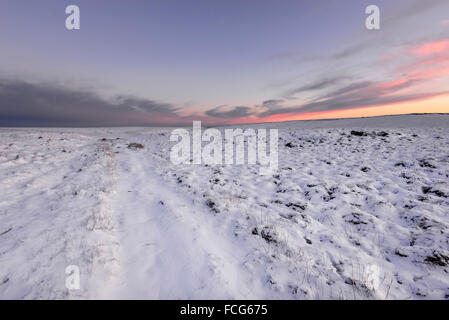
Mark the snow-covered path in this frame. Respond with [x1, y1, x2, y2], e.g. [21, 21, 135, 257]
[106, 149, 255, 299]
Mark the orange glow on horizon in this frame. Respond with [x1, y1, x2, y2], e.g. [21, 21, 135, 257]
[228, 93, 449, 124]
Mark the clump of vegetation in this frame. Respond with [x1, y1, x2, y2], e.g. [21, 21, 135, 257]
[350, 130, 366, 136]
[424, 251, 449, 267]
[285, 202, 306, 211]
[422, 186, 447, 198]
[260, 227, 277, 244]
[418, 159, 436, 169]
[205, 199, 219, 213]
[128, 143, 144, 150]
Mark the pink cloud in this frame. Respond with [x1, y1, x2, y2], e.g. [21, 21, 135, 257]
[409, 40, 449, 56]
[408, 66, 449, 80]
[377, 79, 408, 89]
[378, 39, 449, 85]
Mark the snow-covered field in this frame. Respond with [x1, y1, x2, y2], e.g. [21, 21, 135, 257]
[1, 114, 448, 299]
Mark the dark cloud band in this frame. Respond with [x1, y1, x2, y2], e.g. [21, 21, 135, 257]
[0, 79, 180, 126]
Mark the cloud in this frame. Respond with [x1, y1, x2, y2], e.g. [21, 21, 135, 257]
[257, 99, 285, 110]
[261, 99, 284, 107]
[383, 0, 447, 26]
[320, 81, 373, 99]
[332, 44, 369, 60]
[225, 35, 449, 121]
[266, 43, 369, 66]
[264, 37, 449, 119]
[0, 79, 181, 126]
[284, 76, 348, 97]
[259, 78, 448, 117]
[391, 39, 449, 81]
[253, 99, 284, 114]
[205, 105, 253, 119]
[409, 40, 449, 56]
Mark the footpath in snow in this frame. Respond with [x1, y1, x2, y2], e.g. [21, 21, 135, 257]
[107, 148, 258, 299]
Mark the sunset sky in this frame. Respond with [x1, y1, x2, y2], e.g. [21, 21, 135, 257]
[0, 0, 448, 126]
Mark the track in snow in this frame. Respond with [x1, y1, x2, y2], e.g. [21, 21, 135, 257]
[107, 149, 256, 299]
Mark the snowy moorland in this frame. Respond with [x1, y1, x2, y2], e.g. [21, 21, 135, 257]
[0, 114, 448, 299]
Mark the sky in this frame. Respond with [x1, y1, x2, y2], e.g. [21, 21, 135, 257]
[0, 0, 448, 126]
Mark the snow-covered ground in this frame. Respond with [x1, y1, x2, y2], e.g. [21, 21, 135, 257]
[1, 114, 448, 299]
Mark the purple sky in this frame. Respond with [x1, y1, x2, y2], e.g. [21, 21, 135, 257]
[0, 0, 448, 125]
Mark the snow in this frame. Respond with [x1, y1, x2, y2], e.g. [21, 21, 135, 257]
[0, 114, 449, 299]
